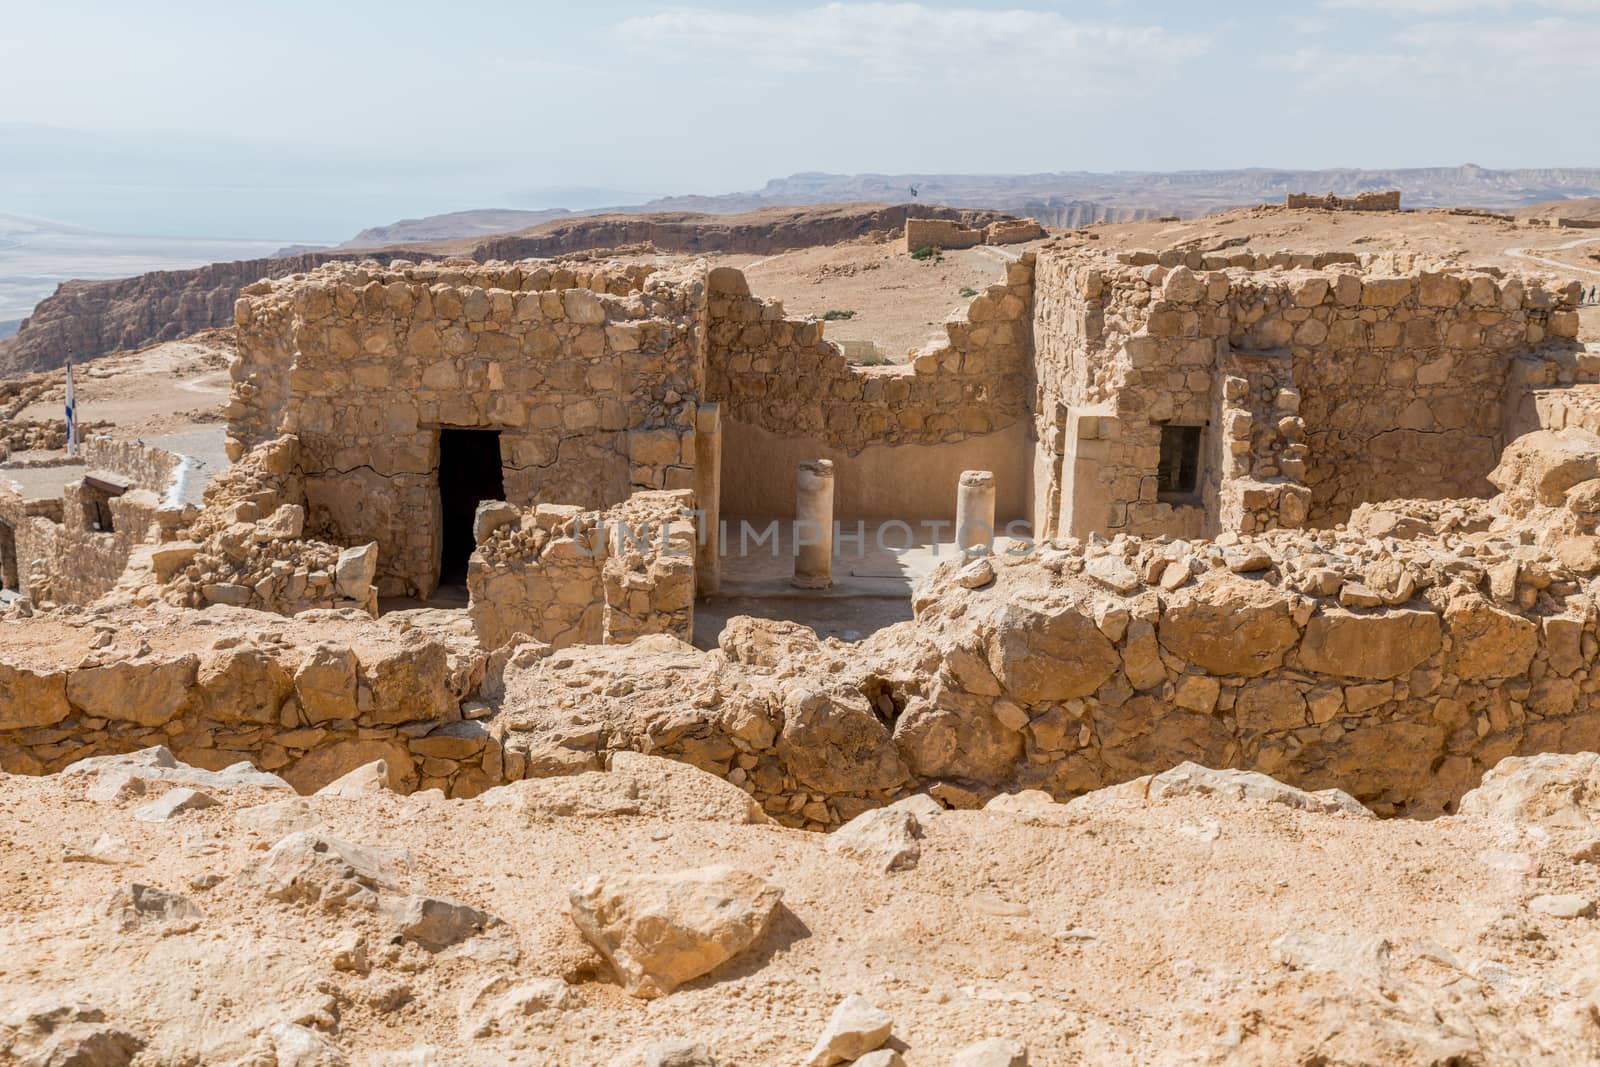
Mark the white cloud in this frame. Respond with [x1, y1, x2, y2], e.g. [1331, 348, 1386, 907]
[1322, 0, 1598, 15]
[1267, 12, 1600, 97]
[617, 3, 1209, 91]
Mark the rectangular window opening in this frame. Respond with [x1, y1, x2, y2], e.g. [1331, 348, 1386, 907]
[1157, 424, 1203, 498]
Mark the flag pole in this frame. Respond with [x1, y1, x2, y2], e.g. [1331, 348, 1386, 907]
[65, 360, 78, 458]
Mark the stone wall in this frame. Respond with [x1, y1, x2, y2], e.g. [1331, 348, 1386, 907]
[882, 519, 1600, 818]
[230, 261, 704, 597]
[0, 437, 186, 606]
[707, 259, 1036, 520]
[0, 607, 493, 797]
[903, 217, 1044, 253]
[14, 434, 1600, 824]
[904, 219, 983, 252]
[466, 490, 696, 650]
[1033, 249, 1586, 539]
[706, 260, 1033, 453]
[0, 420, 111, 461]
[1286, 191, 1402, 211]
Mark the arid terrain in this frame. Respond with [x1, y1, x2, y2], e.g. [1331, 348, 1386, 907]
[6, 197, 1600, 1067]
[9, 743, 1600, 1065]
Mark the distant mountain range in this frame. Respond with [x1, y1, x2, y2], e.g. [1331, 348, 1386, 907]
[311, 165, 1600, 249]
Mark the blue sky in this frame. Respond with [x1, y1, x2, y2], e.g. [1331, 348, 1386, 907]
[1, 0, 1596, 240]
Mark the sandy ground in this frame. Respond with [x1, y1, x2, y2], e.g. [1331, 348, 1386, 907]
[13, 336, 232, 441]
[706, 238, 1037, 363]
[1085, 206, 1600, 283]
[7, 750, 1600, 1065]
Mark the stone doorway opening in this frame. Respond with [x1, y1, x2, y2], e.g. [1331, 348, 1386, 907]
[437, 429, 505, 589]
[0, 521, 17, 592]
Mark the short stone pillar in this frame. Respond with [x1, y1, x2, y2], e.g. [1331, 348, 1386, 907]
[955, 470, 997, 555]
[693, 403, 722, 597]
[791, 459, 835, 589]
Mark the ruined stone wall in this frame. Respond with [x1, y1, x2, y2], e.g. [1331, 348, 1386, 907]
[903, 217, 1043, 252]
[149, 506, 378, 617]
[0, 493, 62, 599]
[904, 218, 983, 252]
[0, 437, 186, 605]
[0, 609, 493, 798]
[1286, 191, 1402, 211]
[467, 490, 695, 650]
[39, 482, 163, 605]
[707, 260, 1033, 453]
[708, 259, 1035, 519]
[0, 419, 112, 461]
[882, 523, 1600, 818]
[80, 436, 184, 497]
[1233, 267, 1583, 522]
[230, 261, 705, 597]
[1033, 249, 1585, 538]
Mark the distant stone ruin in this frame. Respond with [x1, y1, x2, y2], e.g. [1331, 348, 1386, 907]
[1285, 190, 1402, 211]
[903, 216, 1044, 252]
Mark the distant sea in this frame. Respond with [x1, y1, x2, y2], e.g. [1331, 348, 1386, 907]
[0, 214, 291, 325]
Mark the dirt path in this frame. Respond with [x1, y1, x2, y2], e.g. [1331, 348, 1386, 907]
[1506, 233, 1600, 278]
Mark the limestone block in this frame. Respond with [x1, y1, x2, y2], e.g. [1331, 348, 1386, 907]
[0, 662, 70, 731]
[1159, 577, 1300, 677]
[985, 602, 1120, 703]
[67, 656, 198, 728]
[1296, 609, 1443, 680]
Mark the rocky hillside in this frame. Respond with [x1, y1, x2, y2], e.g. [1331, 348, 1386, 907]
[0, 252, 355, 376]
[468, 203, 1014, 261]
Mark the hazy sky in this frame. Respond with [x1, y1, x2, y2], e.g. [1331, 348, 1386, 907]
[1, 0, 1597, 240]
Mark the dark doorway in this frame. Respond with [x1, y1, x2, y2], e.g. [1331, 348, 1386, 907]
[0, 521, 17, 592]
[437, 429, 505, 587]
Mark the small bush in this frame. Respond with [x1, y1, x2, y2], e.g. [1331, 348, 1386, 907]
[821, 309, 856, 321]
[958, 286, 978, 298]
[910, 245, 936, 260]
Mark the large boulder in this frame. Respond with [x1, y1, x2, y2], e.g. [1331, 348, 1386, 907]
[293, 645, 359, 724]
[196, 648, 292, 725]
[1296, 608, 1442, 680]
[568, 865, 782, 998]
[984, 602, 1120, 703]
[245, 831, 411, 911]
[804, 995, 894, 1066]
[102, 883, 203, 934]
[61, 745, 291, 793]
[1160, 577, 1300, 677]
[1458, 752, 1600, 827]
[1489, 428, 1600, 510]
[893, 689, 1023, 782]
[482, 752, 766, 825]
[0, 1001, 144, 1067]
[281, 739, 417, 795]
[717, 617, 822, 668]
[1102, 762, 1372, 817]
[825, 808, 922, 872]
